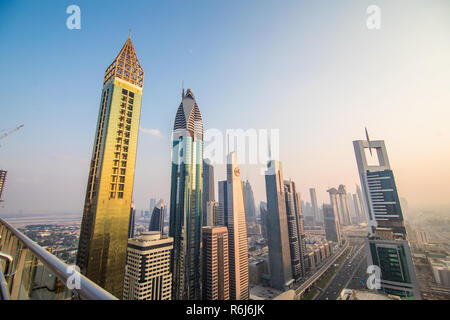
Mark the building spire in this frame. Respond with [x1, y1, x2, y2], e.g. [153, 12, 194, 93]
[103, 35, 144, 88]
[365, 127, 373, 156]
[129, 29, 132, 39]
[182, 80, 185, 99]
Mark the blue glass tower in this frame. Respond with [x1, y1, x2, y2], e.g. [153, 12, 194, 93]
[169, 88, 204, 300]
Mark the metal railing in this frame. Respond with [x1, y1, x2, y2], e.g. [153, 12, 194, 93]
[0, 217, 117, 300]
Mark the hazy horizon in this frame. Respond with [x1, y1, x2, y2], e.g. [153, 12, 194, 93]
[1, 0, 449, 215]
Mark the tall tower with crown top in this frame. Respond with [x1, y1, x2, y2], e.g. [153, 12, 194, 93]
[76, 36, 144, 298]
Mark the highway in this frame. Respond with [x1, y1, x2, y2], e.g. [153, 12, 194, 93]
[294, 240, 349, 298]
[316, 241, 367, 300]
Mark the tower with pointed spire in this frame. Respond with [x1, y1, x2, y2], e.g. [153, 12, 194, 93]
[76, 36, 144, 298]
[169, 87, 204, 300]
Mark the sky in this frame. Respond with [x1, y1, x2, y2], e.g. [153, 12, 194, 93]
[0, 0, 449, 216]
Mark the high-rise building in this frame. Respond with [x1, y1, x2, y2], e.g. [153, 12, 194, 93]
[168, 88, 204, 300]
[309, 188, 319, 227]
[352, 193, 363, 224]
[327, 185, 352, 227]
[149, 199, 165, 235]
[202, 226, 229, 300]
[218, 180, 228, 226]
[353, 136, 420, 299]
[356, 184, 367, 223]
[129, 201, 136, 239]
[323, 204, 342, 244]
[203, 159, 215, 226]
[225, 152, 249, 300]
[243, 180, 257, 224]
[0, 170, 7, 203]
[264, 160, 294, 291]
[205, 201, 219, 227]
[259, 201, 268, 242]
[76, 37, 144, 298]
[149, 198, 157, 214]
[284, 180, 307, 280]
[123, 231, 173, 300]
[347, 192, 357, 223]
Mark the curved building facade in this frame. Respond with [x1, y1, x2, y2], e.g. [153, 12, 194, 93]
[169, 88, 204, 300]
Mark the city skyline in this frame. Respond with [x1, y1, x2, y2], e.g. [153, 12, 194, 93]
[1, 0, 450, 217]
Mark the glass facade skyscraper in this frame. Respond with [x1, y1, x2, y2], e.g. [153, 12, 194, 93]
[284, 180, 307, 280]
[76, 37, 144, 298]
[202, 159, 215, 226]
[169, 88, 204, 300]
[353, 138, 420, 299]
[264, 160, 294, 291]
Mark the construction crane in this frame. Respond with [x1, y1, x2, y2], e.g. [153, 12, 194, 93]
[0, 124, 24, 146]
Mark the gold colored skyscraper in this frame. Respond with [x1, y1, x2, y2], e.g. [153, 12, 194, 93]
[76, 37, 144, 298]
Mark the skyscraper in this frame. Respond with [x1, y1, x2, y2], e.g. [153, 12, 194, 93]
[352, 193, 362, 224]
[225, 152, 249, 300]
[123, 231, 173, 300]
[169, 88, 204, 300]
[323, 204, 342, 244]
[202, 226, 229, 300]
[259, 201, 268, 242]
[149, 198, 157, 214]
[309, 188, 319, 227]
[149, 199, 165, 235]
[347, 192, 357, 223]
[284, 180, 307, 280]
[205, 201, 219, 227]
[243, 180, 257, 224]
[356, 184, 367, 223]
[203, 159, 215, 226]
[264, 160, 294, 291]
[353, 136, 420, 299]
[327, 185, 352, 227]
[76, 36, 144, 298]
[218, 180, 228, 226]
[129, 201, 136, 239]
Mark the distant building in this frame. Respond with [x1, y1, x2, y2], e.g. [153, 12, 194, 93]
[259, 201, 268, 242]
[415, 230, 428, 249]
[431, 261, 450, 287]
[129, 201, 136, 239]
[149, 198, 157, 214]
[203, 159, 215, 226]
[218, 180, 228, 226]
[244, 180, 257, 224]
[309, 188, 319, 227]
[202, 226, 229, 300]
[123, 231, 173, 300]
[323, 204, 342, 244]
[327, 185, 352, 226]
[205, 201, 220, 226]
[149, 199, 165, 235]
[356, 185, 367, 223]
[352, 193, 363, 224]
